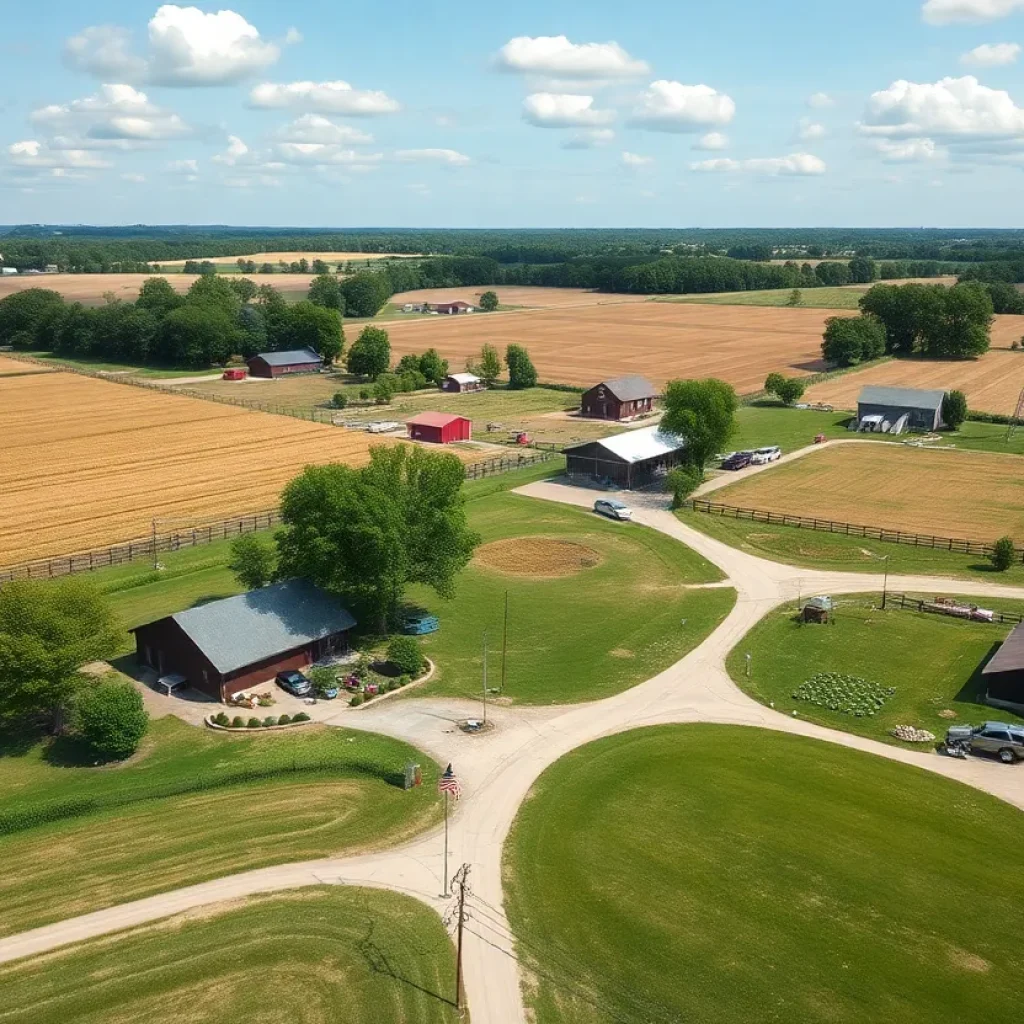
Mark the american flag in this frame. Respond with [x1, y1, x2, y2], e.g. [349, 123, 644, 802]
[438, 763, 461, 800]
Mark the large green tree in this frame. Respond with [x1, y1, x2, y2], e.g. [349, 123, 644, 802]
[154, 304, 237, 366]
[287, 301, 344, 365]
[340, 273, 390, 318]
[0, 288, 65, 347]
[505, 344, 538, 389]
[276, 446, 478, 629]
[0, 579, 121, 733]
[74, 679, 148, 761]
[475, 343, 502, 385]
[821, 315, 886, 366]
[135, 277, 183, 318]
[346, 325, 391, 379]
[228, 533, 279, 589]
[308, 274, 344, 311]
[660, 378, 737, 472]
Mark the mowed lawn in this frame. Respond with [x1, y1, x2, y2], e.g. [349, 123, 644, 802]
[0, 718, 440, 937]
[660, 286, 866, 309]
[413, 493, 734, 704]
[727, 595, 1024, 744]
[504, 725, 1024, 1024]
[0, 888, 459, 1024]
[710, 443, 1024, 542]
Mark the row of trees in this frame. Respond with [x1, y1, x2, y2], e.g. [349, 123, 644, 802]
[822, 281, 994, 366]
[0, 279, 344, 368]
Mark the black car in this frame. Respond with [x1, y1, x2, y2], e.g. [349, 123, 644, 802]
[721, 451, 753, 471]
[275, 670, 312, 697]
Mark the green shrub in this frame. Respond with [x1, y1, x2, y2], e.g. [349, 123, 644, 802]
[664, 466, 702, 509]
[263, 716, 278, 728]
[293, 712, 310, 722]
[398, 674, 411, 687]
[213, 711, 230, 726]
[231, 716, 245, 729]
[793, 672, 895, 717]
[387, 635, 424, 676]
[277, 713, 291, 725]
[74, 680, 148, 761]
[942, 389, 968, 430]
[247, 717, 262, 728]
[990, 535, 1016, 572]
[349, 694, 363, 708]
[332, 391, 348, 409]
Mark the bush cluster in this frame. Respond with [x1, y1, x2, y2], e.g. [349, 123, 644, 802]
[792, 672, 895, 717]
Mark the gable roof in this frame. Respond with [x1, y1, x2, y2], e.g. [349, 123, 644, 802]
[567, 424, 686, 464]
[983, 622, 1024, 676]
[406, 411, 470, 428]
[158, 579, 356, 675]
[589, 375, 657, 403]
[249, 348, 322, 367]
[858, 385, 945, 411]
[447, 372, 481, 385]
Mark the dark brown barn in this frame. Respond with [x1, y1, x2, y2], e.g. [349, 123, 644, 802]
[564, 425, 686, 489]
[247, 348, 323, 378]
[131, 579, 356, 701]
[982, 621, 1024, 710]
[580, 376, 657, 421]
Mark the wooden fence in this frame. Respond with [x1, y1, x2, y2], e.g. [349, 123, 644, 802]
[888, 592, 1024, 625]
[0, 452, 558, 583]
[686, 498, 1024, 562]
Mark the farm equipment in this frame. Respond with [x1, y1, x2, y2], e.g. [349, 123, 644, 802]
[222, 368, 247, 381]
[512, 431, 531, 445]
[813, 433, 827, 444]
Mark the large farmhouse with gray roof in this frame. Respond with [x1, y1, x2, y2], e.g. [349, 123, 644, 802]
[247, 348, 323, 378]
[131, 580, 356, 701]
[856, 385, 946, 434]
[581, 375, 658, 421]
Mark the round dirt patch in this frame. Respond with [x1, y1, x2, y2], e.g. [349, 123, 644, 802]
[474, 537, 603, 578]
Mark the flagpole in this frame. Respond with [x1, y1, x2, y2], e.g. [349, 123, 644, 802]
[442, 789, 449, 897]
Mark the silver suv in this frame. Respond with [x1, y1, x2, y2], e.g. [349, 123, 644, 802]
[946, 721, 1024, 763]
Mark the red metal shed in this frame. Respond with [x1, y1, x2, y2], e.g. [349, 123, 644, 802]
[406, 412, 472, 444]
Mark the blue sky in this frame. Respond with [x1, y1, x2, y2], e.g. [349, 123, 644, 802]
[3, 0, 1024, 227]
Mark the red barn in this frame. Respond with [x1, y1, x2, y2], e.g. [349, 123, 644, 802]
[406, 412, 472, 444]
[581, 375, 657, 421]
[430, 300, 474, 315]
[247, 348, 322, 378]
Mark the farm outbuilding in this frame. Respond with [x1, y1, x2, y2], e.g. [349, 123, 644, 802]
[430, 301, 474, 315]
[581, 375, 658, 422]
[406, 412, 472, 444]
[441, 372, 485, 393]
[247, 348, 323, 378]
[131, 579, 356, 701]
[981, 622, 1024, 710]
[565, 425, 687, 489]
[855, 385, 946, 434]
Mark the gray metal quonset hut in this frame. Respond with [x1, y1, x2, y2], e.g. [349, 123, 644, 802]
[565, 425, 687, 489]
[247, 348, 323, 378]
[856, 385, 946, 434]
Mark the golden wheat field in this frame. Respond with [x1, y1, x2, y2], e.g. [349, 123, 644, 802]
[0, 372, 392, 565]
[0, 356, 54, 376]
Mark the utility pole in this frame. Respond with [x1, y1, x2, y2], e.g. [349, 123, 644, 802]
[500, 590, 509, 696]
[482, 631, 488, 725]
[452, 864, 471, 1011]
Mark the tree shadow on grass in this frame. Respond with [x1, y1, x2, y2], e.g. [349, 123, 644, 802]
[357, 919, 456, 1009]
[0, 721, 43, 759]
[42, 734, 102, 768]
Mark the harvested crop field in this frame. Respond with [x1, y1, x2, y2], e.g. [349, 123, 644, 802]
[474, 537, 603, 577]
[806, 336, 1024, 416]
[711, 443, 1024, 542]
[0, 372, 390, 565]
[0, 273, 320, 305]
[158, 250, 420, 266]
[390, 285, 645, 309]
[385, 302, 841, 393]
[0, 356, 54, 376]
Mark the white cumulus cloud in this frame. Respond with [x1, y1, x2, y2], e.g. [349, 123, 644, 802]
[212, 135, 250, 165]
[629, 81, 735, 132]
[396, 148, 470, 165]
[30, 84, 190, 144]
[691, 152, 826, 175]
[873, 137, 944, 162]
[522, 93, 615, 127]
[7, 140, 112, 170]
[63, 5, 280, 86]
[961, 42, 1021, 65]
[276, 114, 373, 145]
[496, 35, 649, 78]
[693, 132, 729, 150]
[271, 142, 383, 167]
[621, 151, 654, 167]
[923, 0, 1024, 24]
[862, 75, 1024, 139]
[249, 80, 400, 116]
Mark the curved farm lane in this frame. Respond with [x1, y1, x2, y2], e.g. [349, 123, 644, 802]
[1, 480, 1023, 1024]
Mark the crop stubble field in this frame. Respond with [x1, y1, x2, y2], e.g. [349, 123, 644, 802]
[0, 356, 55, 376]
[0, 372, 391, 565]
[385, 301, 841, 393]
[711, 443, 1024, 542]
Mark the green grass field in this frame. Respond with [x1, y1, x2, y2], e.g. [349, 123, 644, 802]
[657, 286, 866, 309]
[727, 595, 1024, 743]
[413, 493, 734, 704]
[0, 718, 440, 937]
[0, 888, 459, 1024]
[676, 506, 1024, 584]
[730, 402, 854, 452]
[504, 724, 1024, 1024]
[17, 351, 222, 378]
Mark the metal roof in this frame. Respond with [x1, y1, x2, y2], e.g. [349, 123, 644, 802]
[982, 622, 1024, 676]
[568, 424, 686, 464]
[592, 375, 657, 402]
[406, 412, 470, 428]
[857, 385, 945, 411]
[250, 348, 322, 367]
[447, 372, 481, 384]
[167, 579, 356, 675]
